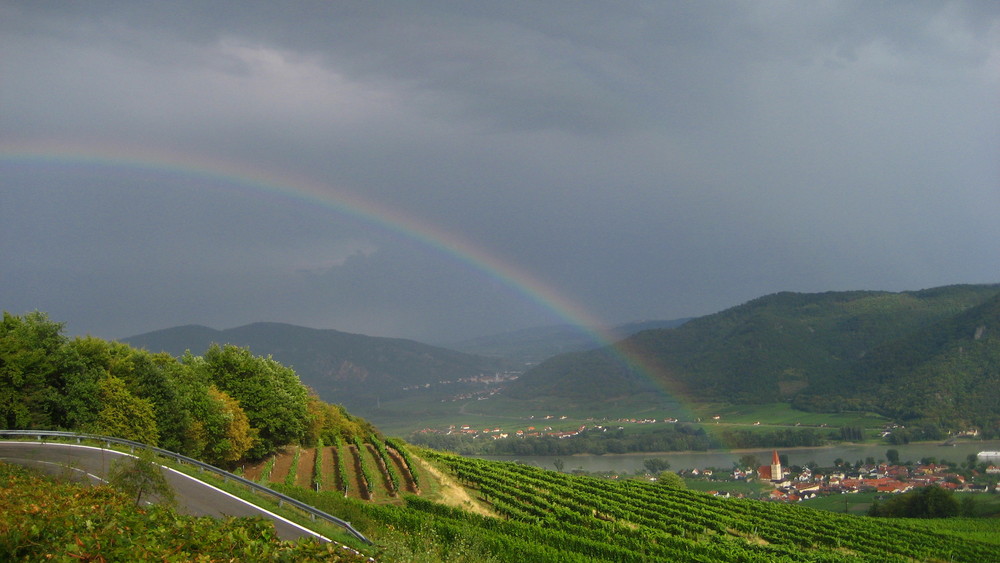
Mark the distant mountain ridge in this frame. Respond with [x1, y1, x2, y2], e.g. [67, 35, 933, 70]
[447, 318, 691, 365]
[503, 284, 1000, 430]
[123, 322, 510, 410]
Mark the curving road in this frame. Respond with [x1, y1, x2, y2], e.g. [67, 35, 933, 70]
[0, 441, 326, 542]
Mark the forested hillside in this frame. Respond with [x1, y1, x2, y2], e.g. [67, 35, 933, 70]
[0, 312, 374, 465]
[505, 284, 1000, 432]
[447, 318, 690, 365]
[854, 291, 1000, 427]
[123, 322, 510, 411]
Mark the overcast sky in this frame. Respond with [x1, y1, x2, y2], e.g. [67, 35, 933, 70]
[2, 1, 998, 344]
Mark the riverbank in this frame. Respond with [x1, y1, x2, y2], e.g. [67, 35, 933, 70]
[477, 439, 1000, 473]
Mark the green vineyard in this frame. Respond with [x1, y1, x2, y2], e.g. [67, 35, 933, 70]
[417, 452, 999, 562]
[264, 445, 1000, 562]
[245, 435, 419, 501]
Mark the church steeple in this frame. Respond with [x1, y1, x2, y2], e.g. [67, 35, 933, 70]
[770, 450, 783, 481]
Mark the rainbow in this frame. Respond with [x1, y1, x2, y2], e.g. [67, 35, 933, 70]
[1, 140, 691, 412]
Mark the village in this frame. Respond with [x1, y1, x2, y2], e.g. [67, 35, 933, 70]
[411, 417, 1000, 506]
[415, 414, 686, 440]
[677, 449, 1000, 503]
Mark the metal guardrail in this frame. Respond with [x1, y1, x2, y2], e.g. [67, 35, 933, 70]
[0, 429, 372, 545]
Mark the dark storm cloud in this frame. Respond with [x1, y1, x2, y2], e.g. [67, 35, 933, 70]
[1, 1, 997, 342]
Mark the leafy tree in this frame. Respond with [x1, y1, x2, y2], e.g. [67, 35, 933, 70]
[201, 386, 256, 465]
[194, 344, 308, 458]
[125, 349, 193, 453]
[67, 338, 188, 446]
[738, 454, 760, 470]
[868, 485, 959, 518]
[95, 375, 159, 445]
[657, 471, 686, 489]
[0, 311, 67, 428]
[840, 426, 863, 441]
[886, 448, 900, 464]
[0, 311, 368, 467]
[107, 450, 175, 507]
[643, 458, 671, 473]
[301, 392, 374, 447]
[965, 453, 978, 469]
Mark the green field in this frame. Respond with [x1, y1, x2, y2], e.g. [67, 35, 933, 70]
[693, 403, 888, 430]
[682, 478, 772, 496]
[366, 393, 689, 437]
[371, 395, 889, 449]
[800, 491, 881, 515]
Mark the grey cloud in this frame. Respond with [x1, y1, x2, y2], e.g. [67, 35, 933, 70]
[2, 1, 997, 342]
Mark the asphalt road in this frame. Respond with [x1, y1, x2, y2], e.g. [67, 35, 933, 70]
[0, 441, 326, 542]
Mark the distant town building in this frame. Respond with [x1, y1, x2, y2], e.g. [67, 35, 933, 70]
[758, 450, 783, 481]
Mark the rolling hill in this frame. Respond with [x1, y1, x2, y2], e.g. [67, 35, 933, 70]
[503, 284, 1000, 430]
[123, 322, 511, 411]
[446, 318, 691, 365]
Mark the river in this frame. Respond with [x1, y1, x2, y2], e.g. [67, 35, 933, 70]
[477, 440, 1000, 473]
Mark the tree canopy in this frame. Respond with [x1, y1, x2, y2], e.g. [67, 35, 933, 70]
[0, 311, 376, 466]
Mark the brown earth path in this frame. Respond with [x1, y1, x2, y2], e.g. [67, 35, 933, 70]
[296, 446, 316, 489]
[268, 447, 294, 484]
[242, 459, 265, 482]
[387, 447, 418, 494]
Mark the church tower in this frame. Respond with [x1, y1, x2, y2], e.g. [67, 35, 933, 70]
[770, 450, 783, 481]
